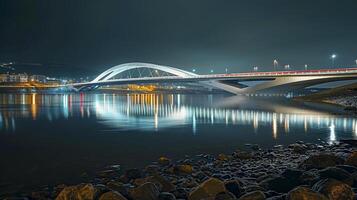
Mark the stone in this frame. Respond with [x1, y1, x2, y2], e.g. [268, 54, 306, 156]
[299, 169, 320, 185]
[224, 180, 242, 198]
[319, 167, 353, 185]
[286, 186, 328, 200]
[145, 165, 160, 175]
[312, 178, 354, 200]
[124, 168, 143, 180]
[56, 183, 97, 200]
[146, 174, 176, 192]
[301, 154, 344, 169]
[259, 176, 299, 193]
[345, 151, 357, 166]
[217, 154, 230, 161]
[233, 150, 254, 160]
[188, 178, 226, 200]
[158, 157, 171, 166]
[289, 143, 307, 154]
[174, 164, 193, 174]
[281, 168, 304, 180]
[130, 182, 160, 200]
[215, 191, 236, 200]
[106, 181, 129, 197]
[336, 165, 357, 173]
[158, 192, 176, 200]
[99, 191, 127, 200]
[238, 191, 265, 200]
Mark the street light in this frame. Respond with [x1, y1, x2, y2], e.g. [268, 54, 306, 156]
[210, 69, 214, 73]
[273, 59, 278, 71]
[192, 69, 196, 73]
[331, 54, 337, 68]
[253, 66, 258, 71]
[225, 68, 228, 74]
[304, 64, 308, 70]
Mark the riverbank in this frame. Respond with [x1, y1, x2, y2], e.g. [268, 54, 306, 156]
[6, 140, 357, 200]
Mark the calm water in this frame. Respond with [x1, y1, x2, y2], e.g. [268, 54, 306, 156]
[0, 93, 356, 193]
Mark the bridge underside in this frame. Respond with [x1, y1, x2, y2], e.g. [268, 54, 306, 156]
[72, 62, 357, 95]
[73, 75, 357, 95]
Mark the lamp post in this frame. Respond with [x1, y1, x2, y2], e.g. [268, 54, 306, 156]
[225, 68, 228, 74]
[331, 54, 337, 68]
[273, 59, 278, 71]
[304, 64, 308, 70]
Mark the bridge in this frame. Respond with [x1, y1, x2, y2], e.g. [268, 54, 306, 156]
[71, 62, 357, 94]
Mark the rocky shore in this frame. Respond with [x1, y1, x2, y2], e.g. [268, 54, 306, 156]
[6, 140, 357, 200]
[325, 95, 357, 112]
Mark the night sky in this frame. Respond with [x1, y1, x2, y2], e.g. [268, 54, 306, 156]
[0, 0, 357, 77]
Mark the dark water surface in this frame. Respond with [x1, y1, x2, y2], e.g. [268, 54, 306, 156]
[0, 93, 356, 193]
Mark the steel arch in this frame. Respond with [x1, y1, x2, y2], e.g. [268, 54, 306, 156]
[92, 62, 197, 82]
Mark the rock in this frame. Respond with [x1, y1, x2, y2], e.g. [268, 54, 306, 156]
[319, 167, 353, 185]
[130, 182, 160, 200]
[301, 154, 344, 169]
[106, 181, 129, 197]
[299, 169, 320, 185]
[286, 186, 328, 200]
[146, 174, 176, 192]
[158, 192, 176, 200]
[174, 164, 193, 174]
[225, 180, 242, 198]
[266, 194, 285, 200]
[145, 165, 160, 175]
[215, 191, 236, 200]
[259, 175, 299, 193]
[158, 157, 171, 166]
[188, 178, 226, 200]
[289, 143, 307, 154]
[345, 151, 357, 166]
[336, 165, 357, 173]
[340, 139, 357, 146]
[124, 168, 143, 180]
[233, 150, 254, 160]
[312, 178, 354, 200]
[56, 183, 98, 200]
[217, 154, 230, 161]
[251, 144, 260, 151]
[281, 168, 304, 180]
[238, 191, 265, 200]
[99, 191, 127, 200]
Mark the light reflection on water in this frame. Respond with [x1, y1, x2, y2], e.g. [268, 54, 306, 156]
[0, 93, 357, 144]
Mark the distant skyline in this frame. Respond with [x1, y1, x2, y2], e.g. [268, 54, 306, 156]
[1, 0, 357, 77]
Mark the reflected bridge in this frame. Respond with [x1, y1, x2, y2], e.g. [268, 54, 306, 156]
[71, 62, 357, 94]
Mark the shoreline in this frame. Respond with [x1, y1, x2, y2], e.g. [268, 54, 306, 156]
[5, 140, 357, 200]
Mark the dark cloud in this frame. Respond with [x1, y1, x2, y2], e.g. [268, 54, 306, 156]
[0, 0, 356, 77]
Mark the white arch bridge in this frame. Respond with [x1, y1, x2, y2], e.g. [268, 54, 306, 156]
[71, 62, 357, 94]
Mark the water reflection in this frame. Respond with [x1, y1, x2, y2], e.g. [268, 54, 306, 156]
[0, 93, 357, 143]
